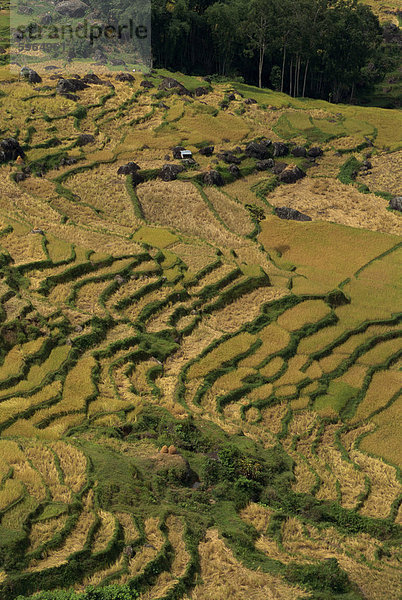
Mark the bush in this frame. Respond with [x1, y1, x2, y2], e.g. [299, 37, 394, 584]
[286, 558, 351, 594]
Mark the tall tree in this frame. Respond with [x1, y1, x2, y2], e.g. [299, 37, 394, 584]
[242, 0, 277, 88]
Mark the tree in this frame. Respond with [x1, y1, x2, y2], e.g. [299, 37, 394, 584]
[243, 0, 277, 88]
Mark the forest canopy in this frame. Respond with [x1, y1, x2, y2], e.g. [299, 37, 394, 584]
[151, 0, 395, 102]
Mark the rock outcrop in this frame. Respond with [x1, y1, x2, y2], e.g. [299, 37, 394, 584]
[159, 164, 185, 181]
[117, 162, 140, 175]
[279, 165, 306, 183]
[55, 0, 88, 18]
[0, 138, 25, 163]
[203, 170, 224, 186]
[20, 67, 42, 84]
[274, 206, 312, 221]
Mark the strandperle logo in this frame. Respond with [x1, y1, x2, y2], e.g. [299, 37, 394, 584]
[9, 0, 151, 72]
[15, 20, 148, 46]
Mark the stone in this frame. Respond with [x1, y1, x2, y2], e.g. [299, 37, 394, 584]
[158, 77, 190, 95]
[82, 73, 105, 85]
[203, 170, 224, 186]
[56, 78, 89, 95]
[194, 86, 210, 96]
[278, 165, 306, 183]
[273, 142, 289, 157]
[20, 67, 42, 84]
[360, 159, 372, 171]
[0, 138, 25, 163]
[76, 134, 95, 146]
[55, 0, 88, 18]
[389, 196, 402, 212]
[256, 159, 274, 171]
[172, 146, 186, 160]
[115, 72, 135, 82]
[199, 146, 214, 157]
[274, 206, 312, 221]
[60, 157, 78, 167]
[14, 172, 28, 183]
[140, 80, 154, 89]
[245, 139, 272, 159]
[117, 162, 140, 175]
[131, 171, 144, 186]
[244, 98, 257, 104]
[228, 93, 236, 101]
[291, 146, 307, 157]
[307, 146, 323, 158]
[272, 162, 288, 174]
[216, 151, 241, 165]
[159, 163, 185, 181]
[229, 164, 240, 177]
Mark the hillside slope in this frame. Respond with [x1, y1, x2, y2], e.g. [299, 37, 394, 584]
[0, 66, 401, 600]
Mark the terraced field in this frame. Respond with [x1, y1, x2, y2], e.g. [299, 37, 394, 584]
[0, 65, 400, 599]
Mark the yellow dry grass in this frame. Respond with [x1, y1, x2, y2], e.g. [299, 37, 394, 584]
[335, 364, 367, 388]
[259, 216, 398, 295]
[261, 402, 288, 434]
[169, 242, 217, 272]
[140, 515, 190, 600]
[0, 337, 44, 382]
[0, 478, 24, 511]
[203, 187, 254, 236]
[273, 354, 310, 386]
[351, 370, 402, 423]
[12, 461, 47, 502]
[74, 280, 111, 316]
[239, 502, 272, 534]
[277, 300, 331, 331]
[268, 177, 401, 235]
[356, 337, 402, 367]
[137, 180, 240, 247]
[0, 345, 70, 400]
[240, 324, 290, 368]
[55, 355, 96, 413]
[349, 449, 400, 518]
[29, 509, 95, 571]
[115, 512, 139, 543]
[121, 517, 164, 583]
[259, 356, 285, 379]
[360, 396, 402, 467]
[204, 287, 288, 334]
[210, 367, 255, 397]
[186, 528, 307, 600]
[29, 515, 69, 552]
[190, 263, 236, 294]
[66, 163, 141, 232]
[356, 150, 401, 196]
[77, 555, 126, 590]
[23, 442, 71, 503]
[187, 332, 256, 379]
[92, 510, 117, 554]
[50, 442, 87, 493]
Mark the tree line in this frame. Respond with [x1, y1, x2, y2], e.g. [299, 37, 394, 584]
[151, 0, 392, 102]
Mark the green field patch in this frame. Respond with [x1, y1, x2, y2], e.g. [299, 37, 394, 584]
[314, 381, 359, 417]
[35, 503, 69, 522]
[132, 226, 179, 248]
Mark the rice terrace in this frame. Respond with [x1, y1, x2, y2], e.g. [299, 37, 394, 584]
[0, 0, 401, 597]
